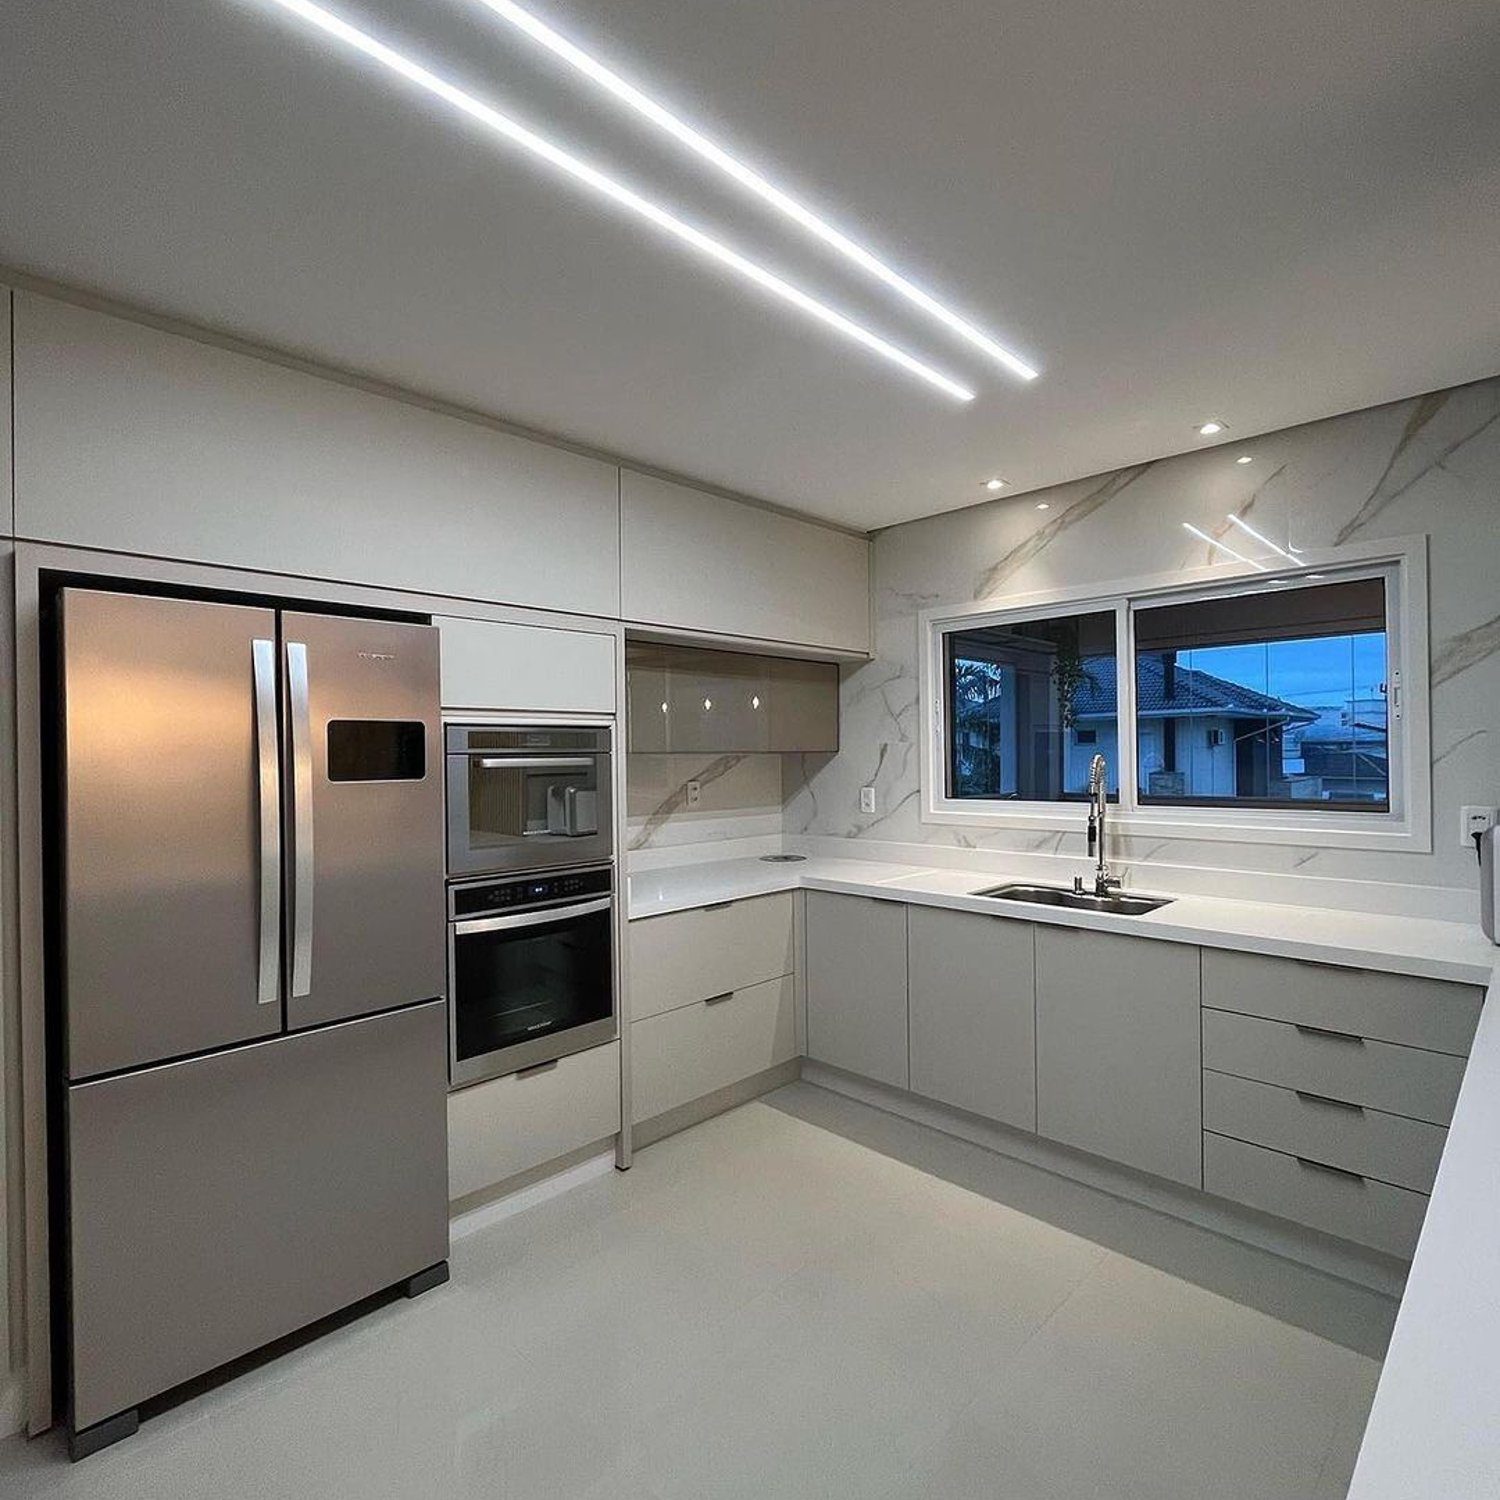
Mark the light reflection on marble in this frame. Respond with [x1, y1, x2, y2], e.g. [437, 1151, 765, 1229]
[790, 375, 1500, 896]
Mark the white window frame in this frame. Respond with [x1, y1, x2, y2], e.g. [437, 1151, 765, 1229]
[918, 534, 1431, 853]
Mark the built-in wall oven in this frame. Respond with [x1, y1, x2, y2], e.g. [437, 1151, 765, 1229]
[444, 721, 616, 1086]
[445, 723, 612, 878]
[447, 864, 615, 1085]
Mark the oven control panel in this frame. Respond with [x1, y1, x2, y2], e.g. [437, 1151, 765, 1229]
[449, 864, 612, 920]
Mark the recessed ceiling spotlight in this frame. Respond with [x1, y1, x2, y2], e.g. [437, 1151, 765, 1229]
[985, 478, 1006, 491]
[1197, 421, 1226, 436]
[1035, 502, 1051, 511]
[1235, 455, 1254, 465]
[469, 0, 1040, 382]
[260, 0, 975, 402]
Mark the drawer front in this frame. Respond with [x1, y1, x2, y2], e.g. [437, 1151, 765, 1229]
[631, 975, 796, 1123]
[629, 893, 795, 1022]
[448, 1041, 620, 1200]
[1202, 948, 1482, 1056]
[1202, 1008, 1465, 1126]
[1203, 1070, 1446, 1194]
[1204, 1132, 1428, 1258]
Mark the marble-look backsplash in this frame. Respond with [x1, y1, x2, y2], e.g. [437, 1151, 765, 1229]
[786, 375, 1500, 899]
[626, 753, 786, 852]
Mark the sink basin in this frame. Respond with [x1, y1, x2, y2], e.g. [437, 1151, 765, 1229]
[972, 882, 1173, 916]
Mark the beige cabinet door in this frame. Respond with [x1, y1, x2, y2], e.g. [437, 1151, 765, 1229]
[1036, 927, 1201, 1187]
[804, 892, 908, 1088]
[908, 907, 1035, 1131]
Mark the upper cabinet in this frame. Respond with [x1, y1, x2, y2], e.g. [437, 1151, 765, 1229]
[619, 469, 870, 655]
[626, 642, 837, 753]
[435, 615, 616, 714]
[11, 294, 621, 618]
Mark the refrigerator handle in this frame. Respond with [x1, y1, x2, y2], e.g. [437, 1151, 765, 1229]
[286, 640, 315, 998]
[252, 639, 282, 1005]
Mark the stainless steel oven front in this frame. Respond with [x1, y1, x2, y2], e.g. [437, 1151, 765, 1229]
[445, 723, 613, 879]
[446, 864, 616, 1086]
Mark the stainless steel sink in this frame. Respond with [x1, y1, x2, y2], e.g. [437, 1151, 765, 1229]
[972, 882, 1173, 916]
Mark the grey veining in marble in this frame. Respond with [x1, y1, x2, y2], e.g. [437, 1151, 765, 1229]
[790, 372, 1500, 897]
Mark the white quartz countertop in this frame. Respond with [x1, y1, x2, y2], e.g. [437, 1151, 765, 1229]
[628, 855, 1498, 986]
[1347, 971, 1500, 1499]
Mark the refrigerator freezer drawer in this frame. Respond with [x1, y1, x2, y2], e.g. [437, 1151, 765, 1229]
[67, 1000, 448, 1431]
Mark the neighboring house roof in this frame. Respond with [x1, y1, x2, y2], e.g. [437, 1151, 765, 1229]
[1075, 654, 1319, 724]
[959, 654, 1319, 727]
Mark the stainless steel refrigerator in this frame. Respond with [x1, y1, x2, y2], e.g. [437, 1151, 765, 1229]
[56, 587, 450, 1458]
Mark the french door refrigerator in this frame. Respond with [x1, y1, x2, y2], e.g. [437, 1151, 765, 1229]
[56, 587, 449, 1458]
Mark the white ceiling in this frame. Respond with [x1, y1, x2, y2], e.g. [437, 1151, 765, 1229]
[2, 0, 1498, 530]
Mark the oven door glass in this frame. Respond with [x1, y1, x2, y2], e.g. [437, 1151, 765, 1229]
[448, 752, 612, 876]
[450, 899, 614, 1082]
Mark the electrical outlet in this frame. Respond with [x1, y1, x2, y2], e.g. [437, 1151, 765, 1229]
[686, 779, 701, 809]
[1460, 805, 1497, 848]
[860, 786, 877, 814]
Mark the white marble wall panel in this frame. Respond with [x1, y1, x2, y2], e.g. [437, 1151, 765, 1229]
[626, 753, 786, 852]
[787, 376, 1500, 898]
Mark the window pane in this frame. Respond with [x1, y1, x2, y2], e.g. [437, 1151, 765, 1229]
[1134, 578, 1389, 810]
[946, 610, 1117, 801]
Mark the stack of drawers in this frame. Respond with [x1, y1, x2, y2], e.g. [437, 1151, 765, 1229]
[1201, 948, 1483, 1258]
[628, 893, 797, 1126]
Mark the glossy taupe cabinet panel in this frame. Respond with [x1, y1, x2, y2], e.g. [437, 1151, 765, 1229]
[804, 892, 908, 1089]
[625, 642, 838, 753]
[13, 293, 621, 616]
[620, 468, 870, 654]
[1036, 928, 1202, 1187]
[67, 1001, 448, 1431]
[908, 907, 1036, 1132]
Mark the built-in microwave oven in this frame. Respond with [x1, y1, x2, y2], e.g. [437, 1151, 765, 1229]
[445, 723, 612, 878]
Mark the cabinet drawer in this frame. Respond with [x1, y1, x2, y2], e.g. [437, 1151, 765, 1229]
[1204, 1132, 1428, 1258]
[448, 1041, 620, 1200]
[629, 893, 795, 1022]
[1203, 1070, 1446, 1194]
[1202, 948, 1482, 1056]
[1202, 1008, 1465, 1126]
[631, 975, 796, 1123]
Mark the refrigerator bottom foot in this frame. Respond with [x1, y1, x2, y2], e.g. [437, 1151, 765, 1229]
[401, 1260, 449, 1299]
[69, 1407, 139, 1462]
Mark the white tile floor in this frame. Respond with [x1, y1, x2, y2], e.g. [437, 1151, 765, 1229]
[0, 1082, 1390, 1498]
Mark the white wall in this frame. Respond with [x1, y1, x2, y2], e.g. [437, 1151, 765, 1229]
[788, 375, 1500, 899]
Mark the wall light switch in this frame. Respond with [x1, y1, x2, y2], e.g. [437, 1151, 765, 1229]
[1461, 805, 1497, 848]
[860, 786, 877, 814]
[686, 779, 702, 809]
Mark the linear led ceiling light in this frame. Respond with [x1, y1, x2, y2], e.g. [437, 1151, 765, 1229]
[261, 0, 975, 402]
[1182, 522, 1268, 571]
[469, 0, 1039, 383]
[1226, 513, 1305, 567]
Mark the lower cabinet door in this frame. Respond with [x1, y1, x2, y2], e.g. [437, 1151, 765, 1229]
[66, 1001, 449, 1431]
[631, 976, 796, 1123]
[447, 1041, 621, 1201]
[1035, 928, 1202, 1187]
[804, 892, 909, 1089]
[908, 907, 1036, 1131]
[1204, 1132, 1428, 1258]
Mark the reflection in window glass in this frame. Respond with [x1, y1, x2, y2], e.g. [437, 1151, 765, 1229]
[946, 610, 1117, 801]
[1133, 578, 1389, 809]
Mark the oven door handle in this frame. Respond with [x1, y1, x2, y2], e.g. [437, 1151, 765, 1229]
[472, 756, 596, 771]
[454, 896, 613, 935]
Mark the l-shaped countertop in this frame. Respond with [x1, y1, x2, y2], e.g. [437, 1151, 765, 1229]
[627, 853, 1500, 1500]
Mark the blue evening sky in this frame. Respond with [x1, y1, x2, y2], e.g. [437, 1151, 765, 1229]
[1175, 632, 1387, 711]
